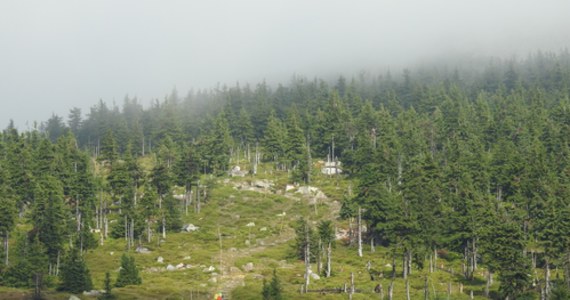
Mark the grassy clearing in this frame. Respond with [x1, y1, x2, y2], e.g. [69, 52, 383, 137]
[2, 163, 500, 299]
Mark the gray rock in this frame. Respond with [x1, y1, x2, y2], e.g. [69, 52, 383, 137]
[310, 273, 321, 280]
[166, 264, 176, 271]
[243, 262, 254, 272]
[176, 263, 185, 269]
[182, 224, 199, 232]
[203, 265, 215, 272]
[83, 290, 101, 296]
[157, 256, 164, 263]
[135, 246, 151, 254]
[69, 296, 81, 300]
[253, 180, 272, 189]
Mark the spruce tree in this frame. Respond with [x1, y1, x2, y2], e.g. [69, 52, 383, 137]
[58, 248, 93, 293]
[115, 253, 141, 287]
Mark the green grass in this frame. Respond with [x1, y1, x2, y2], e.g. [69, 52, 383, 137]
[2, 162, 501, 299]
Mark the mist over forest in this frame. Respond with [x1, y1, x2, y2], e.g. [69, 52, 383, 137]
[2, 1, 570, 299]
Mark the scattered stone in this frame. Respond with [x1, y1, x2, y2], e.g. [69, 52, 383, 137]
[109, 252, 114, 256]
[203, 266, 215, 273]
[136, 246, 151, 254]
[166, 264, 176, 271]
[176, 263, 185, 269]
[182, 224, 199, 232]
[245, 240, 251, 246]
[200, 283, 207, 288]
[183, 256, 191, 260]
[385, 264, 392, 268]
[296, 186, 317, 195]
[209, 277, 217, 283]
[230, 166, 247, 177]
[83, 290, 101, 296]
[157, 256, 164, 263]
[243, 262, 254, 272]
[69, 296, 81, 300]
[253, 180, 273, 189]
[321, 161, 343, 175]
[260, 227, 267, 232]
[211, 272, 218, 277]
[285, 184, 295, 192]
[276, 212, 286, 217]
[311, 273, 321, 280]
[229, 247, 237, 252]
[173, 194, 185, 200]
[246, 222, 255, 227]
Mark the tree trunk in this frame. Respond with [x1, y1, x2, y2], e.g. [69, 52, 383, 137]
[408, 250, 413, 275]
[350, 272, 355, 300]
[162, 216, 166, 239]
[545, 258, 551, 298]
[317, 238, 322, 274]
[147, 221, 152, 243]
[326, 242, 332, 278]
[472, 238, 477, 271]
[371, 237, 375, 253]
[424, 276, 429, 300]
[405, 277, 411, 300]
[388, 279, 394, 300]
[403, 251, 408, 279]
[304, 229, 310, 292]
[357, 207, 363, 257]
[485, 271, 491, 297]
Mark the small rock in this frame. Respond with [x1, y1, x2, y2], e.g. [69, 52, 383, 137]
[136, 246, 151, 254]
[211, 272, 218, 277]
[183, 256, 191, 260]
[83, 290, 101, 296]
[276, 212, 286, 217]
[385, 263, 392, 268]
[245, 240, 251, 246]
[157, 256, 164, 263]
[229, 247, 237, 252]
[203, 266, 215, 273]
[182, 224, 200, 232]
[166, 264, 176, 271]
[69, 296, 81, 300]
[260, 227, 267, 232]
[176, 263, 185, 269]
[243, 262, 254, 272]
[246, 222, 255, 227]
[209, 277, 217, 283]
[311, 273, 321, 280]
[285, 184, 295, 192]
[109, 252, 114, 256]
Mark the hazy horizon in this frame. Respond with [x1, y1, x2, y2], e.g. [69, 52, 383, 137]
[1, 0, 569, 129]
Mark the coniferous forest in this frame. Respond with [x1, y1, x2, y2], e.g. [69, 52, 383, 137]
[1, 51, 570, 299]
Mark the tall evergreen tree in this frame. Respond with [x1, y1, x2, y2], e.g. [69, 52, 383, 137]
[58, 248, 93, 293]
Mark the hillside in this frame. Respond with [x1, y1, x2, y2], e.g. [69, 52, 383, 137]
[1, 52, 570, 299]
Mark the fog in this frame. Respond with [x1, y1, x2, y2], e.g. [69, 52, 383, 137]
[1, 0, 569, 128]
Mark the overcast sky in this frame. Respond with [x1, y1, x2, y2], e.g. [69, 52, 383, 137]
[1, 0, 569, 129]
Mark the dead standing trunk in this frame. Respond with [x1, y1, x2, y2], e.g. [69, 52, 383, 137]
[358, 206, 363, 258]
[326, 241, 332, 278]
